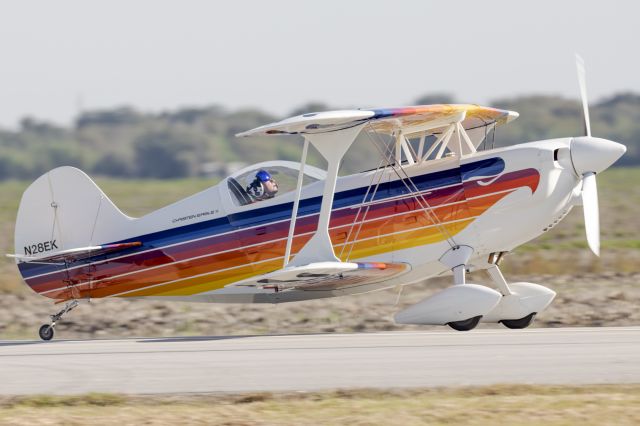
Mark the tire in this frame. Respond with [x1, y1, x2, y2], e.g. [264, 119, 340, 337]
[39, 324, 54, 341]
[501, 313, 536, 329]
[447, 315, 482, 331]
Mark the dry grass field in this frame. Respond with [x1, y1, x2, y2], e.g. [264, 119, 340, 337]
[0, 385, 639, 425]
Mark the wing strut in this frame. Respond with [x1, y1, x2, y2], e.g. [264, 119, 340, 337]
[283, 139, 309, 266]
[288, 124, 366, 267]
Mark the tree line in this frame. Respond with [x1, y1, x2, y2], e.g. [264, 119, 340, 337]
[0, 93, 638, 181]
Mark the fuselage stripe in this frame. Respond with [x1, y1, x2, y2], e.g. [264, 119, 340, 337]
[19, 157, 541, 301]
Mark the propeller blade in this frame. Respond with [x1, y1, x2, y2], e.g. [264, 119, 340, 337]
[575, 54, 592, 137]
[581, 172, 600, 256]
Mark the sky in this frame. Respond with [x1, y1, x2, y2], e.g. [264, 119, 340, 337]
[0, 0, 638, 128]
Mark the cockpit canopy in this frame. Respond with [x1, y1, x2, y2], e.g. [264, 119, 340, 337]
[226, 160, 326, 206]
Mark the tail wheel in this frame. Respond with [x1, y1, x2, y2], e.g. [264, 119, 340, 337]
[38, 324, 54, 341]
[501, 313, 537, 329]
[447, 315, 482, 331]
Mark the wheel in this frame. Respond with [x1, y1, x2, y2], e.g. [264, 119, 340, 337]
[501, 313, 536, 329]
[39, 324, 54, 341]
[447, 315, 482, 331]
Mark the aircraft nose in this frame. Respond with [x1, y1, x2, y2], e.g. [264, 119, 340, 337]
[570, 136, 626, 176]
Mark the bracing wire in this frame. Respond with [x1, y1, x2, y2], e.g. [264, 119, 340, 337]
[340, 134, 400, 261]
[338, 157, 389, 260]
[364, 123, 457, 249]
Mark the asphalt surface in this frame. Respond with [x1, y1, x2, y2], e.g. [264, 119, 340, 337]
[0, 327, 638, 395]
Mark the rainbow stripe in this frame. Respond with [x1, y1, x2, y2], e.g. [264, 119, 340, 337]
[18, 158, 539, 301]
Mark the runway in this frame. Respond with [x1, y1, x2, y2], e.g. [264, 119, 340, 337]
[0, 327, 638, 395]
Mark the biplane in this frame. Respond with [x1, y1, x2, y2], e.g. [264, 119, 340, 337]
[9, 57, 626, 340]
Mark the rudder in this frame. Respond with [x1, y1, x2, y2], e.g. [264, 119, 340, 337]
[14, 167, 131, 258]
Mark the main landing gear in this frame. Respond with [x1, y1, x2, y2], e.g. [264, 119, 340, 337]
[394, 247, 556, 332]
[444, 259, 551, 331]
[394, 246, 504, 330]
[442, 246, 496, 332]
[38, 300, 79, 341]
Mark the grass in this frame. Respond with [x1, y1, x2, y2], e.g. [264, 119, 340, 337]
[0, 385, 639, 425]
[1, 168, 639, 293]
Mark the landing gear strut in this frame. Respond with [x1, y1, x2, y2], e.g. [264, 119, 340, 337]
[439, 245, 496, 332]
[39, 300, 79, 341]
[482, 254, 555, 328]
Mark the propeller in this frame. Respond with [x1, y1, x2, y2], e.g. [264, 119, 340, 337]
[581, 171, 599, 256]
[574, 54, 599, 256]
[575, 54, 591, 137]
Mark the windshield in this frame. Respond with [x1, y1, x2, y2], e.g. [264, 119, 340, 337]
[227, 161, 325, 206]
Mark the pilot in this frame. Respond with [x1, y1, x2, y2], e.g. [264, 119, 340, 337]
[246, 170, 278, 202]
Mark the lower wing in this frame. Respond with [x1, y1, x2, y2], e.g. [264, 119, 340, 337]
[226, 261, 411, 292]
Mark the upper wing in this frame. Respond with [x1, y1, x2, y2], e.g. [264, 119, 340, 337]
[236, 104, 518, 138]
[227, 261, 411, 291]
[7, 241, 142, 264]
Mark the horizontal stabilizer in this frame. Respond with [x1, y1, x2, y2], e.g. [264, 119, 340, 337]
[228, 261, 410, 291]
[7, 242, 141, 264]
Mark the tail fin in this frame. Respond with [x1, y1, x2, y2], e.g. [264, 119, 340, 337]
[14, 167, 131, 258]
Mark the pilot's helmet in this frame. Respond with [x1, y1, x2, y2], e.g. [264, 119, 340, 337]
[256, 169, 272, 183]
